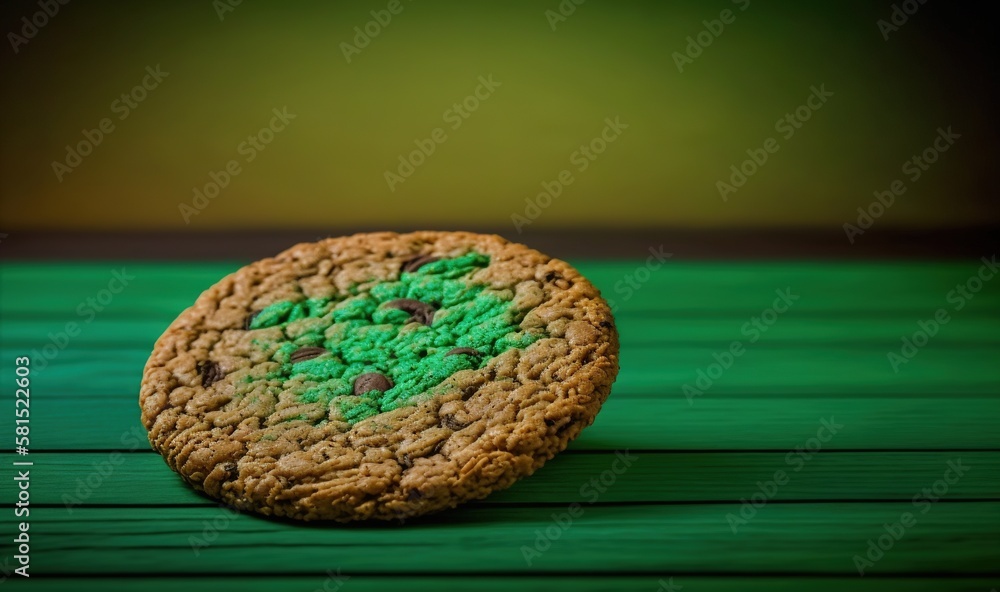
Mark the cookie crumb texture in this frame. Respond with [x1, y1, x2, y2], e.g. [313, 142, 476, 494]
[140, 231, 619, 521]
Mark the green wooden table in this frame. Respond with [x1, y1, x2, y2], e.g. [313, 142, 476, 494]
[2, 257, 998, 591]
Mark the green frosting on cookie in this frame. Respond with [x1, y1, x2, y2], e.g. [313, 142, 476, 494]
[249, 252, 542, 424]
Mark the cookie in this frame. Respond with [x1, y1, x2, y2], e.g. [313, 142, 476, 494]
[139, 231, 619, 521]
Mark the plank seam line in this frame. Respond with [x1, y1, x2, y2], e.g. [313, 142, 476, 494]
[12, 498, 1000, 510]
[25, 571, 1000, 579]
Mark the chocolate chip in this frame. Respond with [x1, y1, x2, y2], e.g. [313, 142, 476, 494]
[401, 254, 440, 273]
[243, 311, 260, 330]
[220, 462, 238, 481]
[544, 419, 557, 427]
[406, 489, 423, 501]
[461, 385, 478, 401]
[444, 347, 482, 359]
[543, 271, 562, 282]
[385, 298, 436, 326]
[599, 321, 613, 328]
[289, 346, 327, 364]
[198, 361, 224, 387]
[353, 372, 394, 395]
[441, 415, 469, 431]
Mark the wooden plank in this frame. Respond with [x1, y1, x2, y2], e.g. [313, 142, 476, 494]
[4, 452, 996, 506]
[8, 395, 999, 452]
[12, 576, 999, 592]
[3, 261, 999, 317]
[6, 504, 997, 575]
[5, 315, 1000, 348]
[4, 342, 998, 399]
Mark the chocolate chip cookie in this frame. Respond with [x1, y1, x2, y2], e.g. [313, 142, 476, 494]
[139, 231, 619, 521]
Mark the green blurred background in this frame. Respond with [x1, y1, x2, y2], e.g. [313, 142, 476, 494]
[1, 0, 996, 231]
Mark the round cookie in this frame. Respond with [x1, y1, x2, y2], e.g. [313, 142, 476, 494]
[139, 231, 619, 521]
